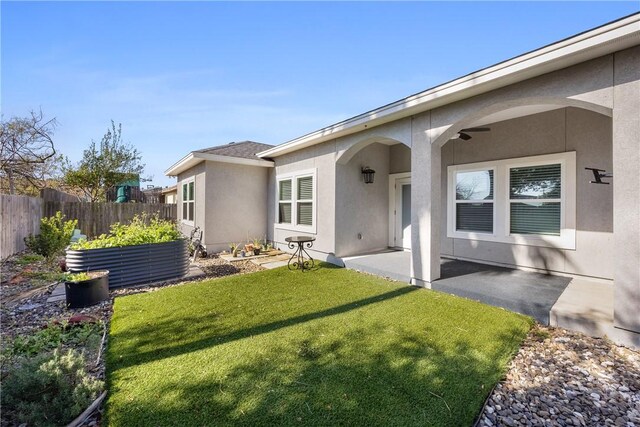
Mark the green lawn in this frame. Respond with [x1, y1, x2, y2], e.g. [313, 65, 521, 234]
[106, 264, 532, 426]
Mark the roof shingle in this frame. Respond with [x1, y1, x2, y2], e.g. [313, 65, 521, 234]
[195, 141, 273, 160]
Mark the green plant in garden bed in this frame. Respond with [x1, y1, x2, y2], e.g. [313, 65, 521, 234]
[23, 270, 69, 283]
[65, 272, 92, 282]
[24, 211, 77, 258]
[70, 213, 181, 250]
[106, 264, 532, 426]
[15, 254, 45, 265]
[1, 349, 103, 427]
[2, 321, 102, 359]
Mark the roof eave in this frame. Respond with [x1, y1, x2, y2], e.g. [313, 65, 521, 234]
[165, 152, 274, 177]
[257, 13, 640, 159]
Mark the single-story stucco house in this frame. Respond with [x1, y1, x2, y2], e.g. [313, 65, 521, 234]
[166, 141, 274, 250]
[167, 14, 640, 346]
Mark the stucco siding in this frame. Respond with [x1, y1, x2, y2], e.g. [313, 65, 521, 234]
[389, 144, 411, 174]
[612, 45, 640, 333]
[269, 142, 337, 260]
[205, 161, 269, 252]
[335, 143, 390, 257]
[440, 107, 613, 279]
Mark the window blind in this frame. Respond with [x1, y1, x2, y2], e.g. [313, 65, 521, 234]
[297, 202, 313, 226]
[455, 169, 494, 233]
[279, 203, 292, 224]
[510, 164, 561, 199]
[510, 164, 561, 235]
[279, 180, 292, 201]
[510, 202, 561, 235]
[456, 203, 493, 233]
[297, 176, 313, 200]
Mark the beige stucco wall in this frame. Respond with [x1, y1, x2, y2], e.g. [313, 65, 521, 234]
[612, 45, 640, 333]
[335, 143, 390, 257]
[268, 142, 337, 261]
[178, 161, 269, 253]
[204, 161, 269, 252]
[440, 107, 613, 279]
[389, 144, 411, 174]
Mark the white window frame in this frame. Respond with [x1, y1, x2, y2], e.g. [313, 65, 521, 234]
[181, 178, 195, 226]
[275, 168, 317, 234]
[447, 152, 576, 249]
[452, 166, 497, 236]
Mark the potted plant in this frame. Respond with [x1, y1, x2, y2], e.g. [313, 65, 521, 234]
[229, 242, 239, 258]
[244, 243, 254, 256]
[64, 270, 109, 309]
[253, 238, 262, 255]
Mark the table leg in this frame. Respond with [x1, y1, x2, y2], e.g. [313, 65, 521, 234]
[287, 241, 315, 271]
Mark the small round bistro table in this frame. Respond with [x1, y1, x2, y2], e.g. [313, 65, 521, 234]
[285, 236, 316, 271]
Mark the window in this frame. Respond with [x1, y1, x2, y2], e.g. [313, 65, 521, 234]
[455, 169, 494, 233]
[278, 179, 292, 224]
[276, 170, 316, 232]
[297, 176, 313, 226]
[509, 164, 561, 236]
[447, 152, 575, 249]
[182, 180, 194, 223]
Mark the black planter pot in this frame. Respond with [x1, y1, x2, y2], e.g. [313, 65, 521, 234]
[65, 271, 109, 309]
[254, 248, 261, 256]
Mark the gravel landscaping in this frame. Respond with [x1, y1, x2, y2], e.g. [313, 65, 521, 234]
[478, 326, 640, 427]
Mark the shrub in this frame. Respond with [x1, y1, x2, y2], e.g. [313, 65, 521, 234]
[1, 349, 103, 426]
[70, 213, 181, 250]
[24, 212, 77, 258]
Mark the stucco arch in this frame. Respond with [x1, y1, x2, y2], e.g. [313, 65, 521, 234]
[336, 136, 409, 165]
[431, 97, 613, 148]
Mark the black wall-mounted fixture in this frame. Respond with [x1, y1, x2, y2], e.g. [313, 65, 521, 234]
[586, 167, 612, 184]
[361, 167, 375, 184]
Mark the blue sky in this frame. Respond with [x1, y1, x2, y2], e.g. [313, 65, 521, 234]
[2, 2, 638, 188]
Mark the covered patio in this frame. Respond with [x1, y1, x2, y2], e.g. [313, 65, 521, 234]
[343, 251, 638, 348]
[343, 252, 570, 324]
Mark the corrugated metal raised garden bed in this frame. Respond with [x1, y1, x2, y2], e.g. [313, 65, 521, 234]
[66, 239, 189, 288]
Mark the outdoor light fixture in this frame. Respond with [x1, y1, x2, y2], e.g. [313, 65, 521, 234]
[361, 166, 375, 184]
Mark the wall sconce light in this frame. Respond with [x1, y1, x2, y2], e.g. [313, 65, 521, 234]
[361, 166, 375, 184]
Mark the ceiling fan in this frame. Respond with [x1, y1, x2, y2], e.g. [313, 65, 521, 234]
[454, 127, 491, 141]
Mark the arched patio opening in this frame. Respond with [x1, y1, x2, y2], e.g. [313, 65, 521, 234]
[334, 135, 412, 258]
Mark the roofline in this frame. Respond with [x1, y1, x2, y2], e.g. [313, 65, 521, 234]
[257, 12, 640, 158]
[164, 152, 274, 177]
[161, 185, 177, 194]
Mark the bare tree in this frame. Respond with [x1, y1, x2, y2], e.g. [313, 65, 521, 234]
[0, 110, 59, 195]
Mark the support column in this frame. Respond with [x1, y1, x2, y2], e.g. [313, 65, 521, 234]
[410, 113, 441, 287]
[613, 46, 640, 334]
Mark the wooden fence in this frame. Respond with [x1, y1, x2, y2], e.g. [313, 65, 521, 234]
[1, 195, 43, 259]
[42, 202, 177, 238]
[1, 192, 177, 259]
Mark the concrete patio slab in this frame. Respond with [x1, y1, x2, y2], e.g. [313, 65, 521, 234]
[343, 251, 411, 283]
[343, 251, 571, 324]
